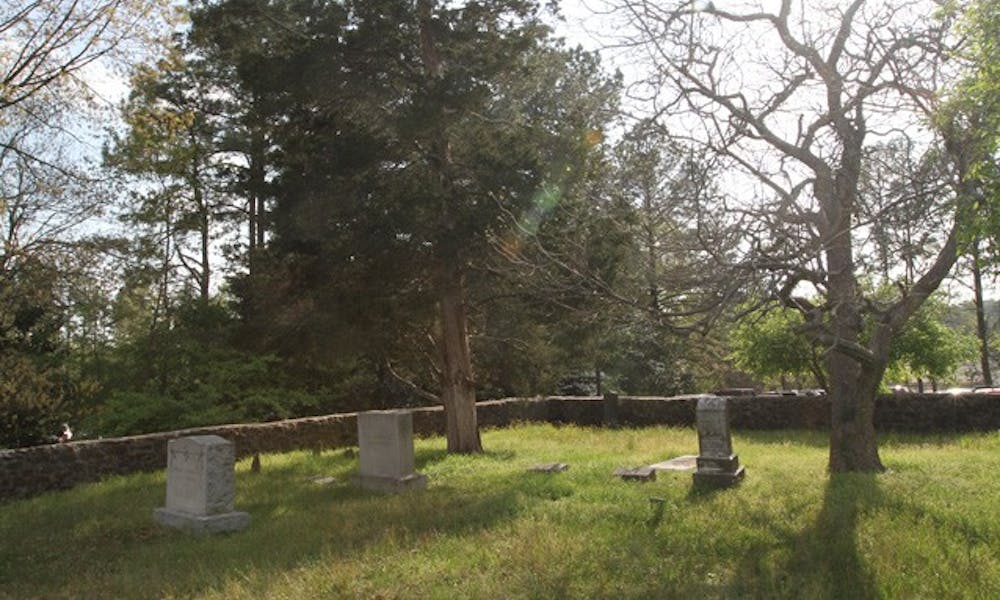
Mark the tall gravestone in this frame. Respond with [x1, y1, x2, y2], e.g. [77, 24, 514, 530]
[693, 396, 745, 487]
[154, 435, 250, 534]
[351, 410, 427, 493]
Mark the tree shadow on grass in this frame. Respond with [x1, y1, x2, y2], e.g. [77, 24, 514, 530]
[735, 472, 883, 599]
[413, 447, 516, 470]
[685, 480, 727, 504]
[415, 447, 449, 469]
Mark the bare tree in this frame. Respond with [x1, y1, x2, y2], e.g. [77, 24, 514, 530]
[1, 0, 173, 168]
[606, 0, 973, 471]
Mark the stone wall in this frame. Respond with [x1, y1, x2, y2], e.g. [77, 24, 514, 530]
[0, 412, 358, 502]
[2, 393, 998, 501]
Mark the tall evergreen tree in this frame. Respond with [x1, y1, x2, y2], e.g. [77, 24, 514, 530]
[106, 43, 236, 307]
[190, 0, 618, 452]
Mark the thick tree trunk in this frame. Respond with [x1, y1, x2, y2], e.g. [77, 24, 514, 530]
[822, 167, 884, 473]
[437, 260, 481, 453]
[827, 355, 886, 473]
[417, 0, 479, 452]
[824, 265, 885, 472]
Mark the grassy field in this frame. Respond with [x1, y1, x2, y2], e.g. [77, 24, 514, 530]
[1, 424, 998, 599]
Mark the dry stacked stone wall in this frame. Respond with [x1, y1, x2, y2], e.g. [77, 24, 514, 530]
[2, 393, 998, 501]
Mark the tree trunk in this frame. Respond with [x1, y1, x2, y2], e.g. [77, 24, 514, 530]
[191, 163, 210, 304]
[248, 124, 266, 276]
[827, 355, 886, 473]
[823, 171, 884, 473]
[824, 275, 885, 472]
[972, 245, 992, 386]
[199, 200, 210, 304]
[437, 260, 481, 453]
[418, 0, 479, 453]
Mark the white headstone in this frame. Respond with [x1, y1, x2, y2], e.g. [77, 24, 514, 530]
[154, 435, 250, 534]
[351, 410, 427, 493]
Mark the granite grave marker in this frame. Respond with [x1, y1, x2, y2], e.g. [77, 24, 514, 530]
[351, 410, 427, 493]
[153, 435, 250, 534]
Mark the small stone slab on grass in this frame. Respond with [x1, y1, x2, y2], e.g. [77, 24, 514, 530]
[306, 475, 339, 486]
[613, 466, 657, 482]
[529, 462, 569, 473]
[649, 455, 698, 472]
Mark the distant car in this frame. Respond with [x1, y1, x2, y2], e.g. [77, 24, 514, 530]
[712, 388, 756, 397]
[973, 386, 1000, 395]
[800, 388, 827, 396]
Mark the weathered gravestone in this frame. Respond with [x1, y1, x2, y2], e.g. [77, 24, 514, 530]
[693, 396, 745, 487]
[351, 410, 427, 493]
[154, 435, 250, 534]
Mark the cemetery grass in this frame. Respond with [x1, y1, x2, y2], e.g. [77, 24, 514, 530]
[1, 425, 998, 599]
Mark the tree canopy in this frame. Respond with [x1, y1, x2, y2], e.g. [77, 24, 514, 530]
[0, 0, 993, 456]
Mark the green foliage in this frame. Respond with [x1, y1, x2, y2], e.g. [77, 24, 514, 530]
[2, 426, 999, 598]
[0, 256, 92, 447]
[729, 308, 820, 387]
[941, 0, 1000, 255]
[0, 354, 72, 447]
[730, 297, 976, 389]
[886, 300, 978, 383]
[79, 301, 334, 438]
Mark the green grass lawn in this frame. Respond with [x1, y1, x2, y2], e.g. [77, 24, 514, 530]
[1, 424, 998, 599]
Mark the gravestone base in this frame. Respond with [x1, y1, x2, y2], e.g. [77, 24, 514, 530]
[350, 472, 427, 493]
[693, 465, 745, 488]
[694, 453, 745, 488]
[154, 507, 250, 535]
[696, 454, 742, 473]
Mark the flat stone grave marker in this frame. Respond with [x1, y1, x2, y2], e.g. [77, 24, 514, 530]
[529, 462, 569, 473]
[154, 435, 250, 535]
[351, 410, 427, 493]
[649, 455, 698, 472]
[307, 475, 339, 486]
[613, 466, 657, 482]
[693, 396, 745, 487]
